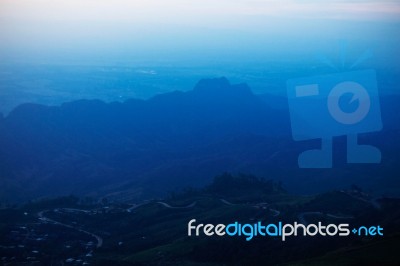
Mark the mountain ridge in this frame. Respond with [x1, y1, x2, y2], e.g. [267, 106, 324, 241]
[0, 77, 399, 203]
[0, 78, 291, 202]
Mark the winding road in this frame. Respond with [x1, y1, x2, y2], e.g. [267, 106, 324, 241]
[38, 210, 103, 248]
[157, 201, 197, 209]
[297, 211, 354, 225]
[219, 198, 281, 217]
[219, 199, 236, 206]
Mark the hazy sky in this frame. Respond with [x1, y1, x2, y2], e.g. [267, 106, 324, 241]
[0, 0, 399, 65]
[2, 0, 400, 23]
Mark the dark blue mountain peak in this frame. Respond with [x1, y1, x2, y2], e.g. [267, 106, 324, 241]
[193, 77, 252, 97]
[194, 77, 230, 90]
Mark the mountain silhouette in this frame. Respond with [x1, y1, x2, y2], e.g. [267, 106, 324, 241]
[0, 78, 291, 202]
[0, 78, 399, 203]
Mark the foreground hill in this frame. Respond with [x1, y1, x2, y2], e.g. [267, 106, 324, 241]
[1, 174, 399, 265]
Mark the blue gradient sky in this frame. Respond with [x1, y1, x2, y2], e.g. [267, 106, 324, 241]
[0, 0, 399, 66]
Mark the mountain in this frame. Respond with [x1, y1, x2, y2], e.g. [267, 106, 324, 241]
[0, 78, 291, 202]
[0, 78, 399, 203]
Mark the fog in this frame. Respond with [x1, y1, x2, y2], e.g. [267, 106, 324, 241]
[0, 0, 399, 66]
